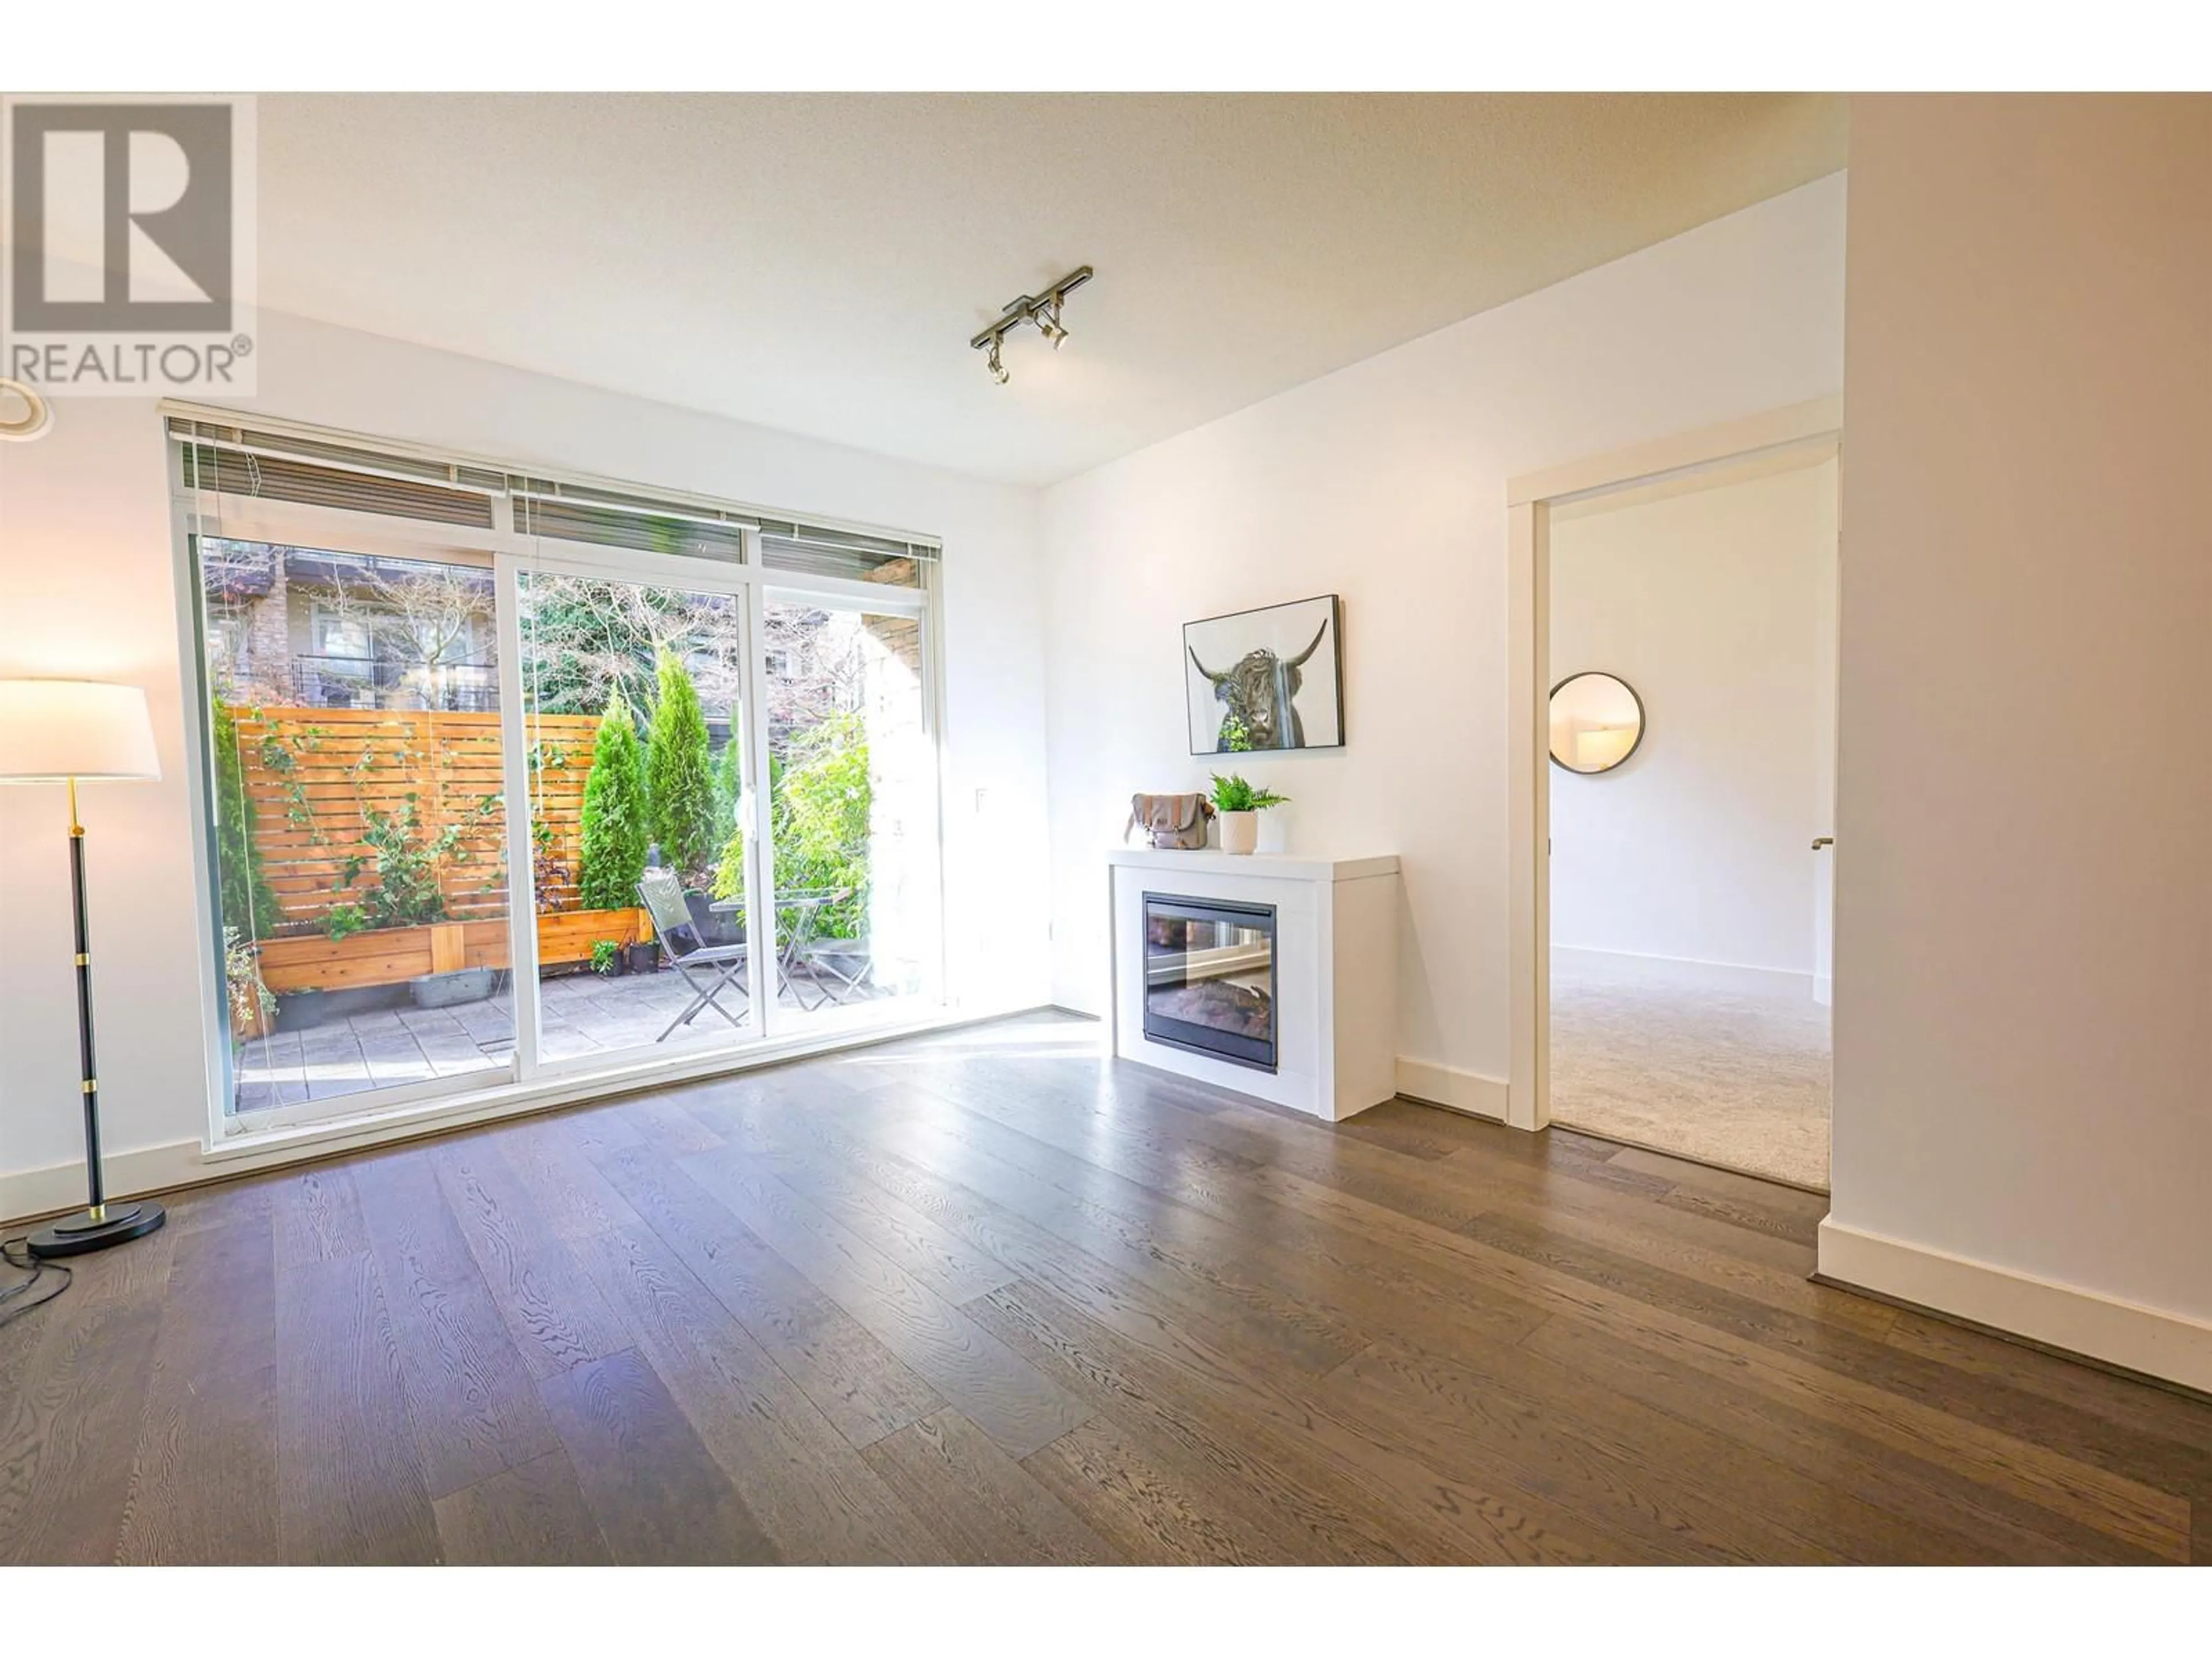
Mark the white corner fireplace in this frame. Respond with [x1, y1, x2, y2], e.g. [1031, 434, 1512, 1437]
[1107, 848, 1400, 1121]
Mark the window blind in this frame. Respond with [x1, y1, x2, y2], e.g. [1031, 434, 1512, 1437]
[760, 526, 933, 587]
[166, 414, 941, 579]
[513, 493, 756, 566]
[173, 422, 499, 528]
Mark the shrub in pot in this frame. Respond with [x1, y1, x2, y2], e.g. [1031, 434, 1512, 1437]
[1208, 773, 1290, 855]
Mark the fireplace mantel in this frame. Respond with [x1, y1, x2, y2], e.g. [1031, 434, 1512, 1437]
[1104, 846, 1399, 883]
[1106, 847, 1401, 1121]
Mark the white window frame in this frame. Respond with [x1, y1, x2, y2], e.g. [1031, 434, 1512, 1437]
[169, 418, 947, 1153]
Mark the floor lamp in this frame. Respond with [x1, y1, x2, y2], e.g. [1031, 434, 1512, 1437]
[0, 679, 168, 1257]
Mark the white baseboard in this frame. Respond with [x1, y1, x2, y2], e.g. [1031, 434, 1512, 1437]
[1553, 943, 1815, 996]
[2, 1139, 206, 1229]
[1395, 1058, 1509, 1122]
[1818, 1218, 2212, 1395]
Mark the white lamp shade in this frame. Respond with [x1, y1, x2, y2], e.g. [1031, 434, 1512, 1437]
[0, 679, 162, 782]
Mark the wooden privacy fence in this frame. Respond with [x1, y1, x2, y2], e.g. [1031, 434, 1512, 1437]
[227, 704, 661, 994]
[232, 704, 601, 929]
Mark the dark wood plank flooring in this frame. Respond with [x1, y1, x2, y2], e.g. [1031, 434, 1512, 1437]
[3, 1010, 2207, 1565]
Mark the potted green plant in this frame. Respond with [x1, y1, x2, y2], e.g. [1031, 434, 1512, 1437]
[589, 938, 623, 978]
[1209, 772, 1289, 855]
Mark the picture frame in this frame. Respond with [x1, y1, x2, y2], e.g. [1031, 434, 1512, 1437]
[1184, 593, 1344, 755]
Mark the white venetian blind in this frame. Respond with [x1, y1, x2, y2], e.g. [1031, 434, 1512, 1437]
[172, 418, 500, 528]
[510, 478, 753, 563]
[166, 413, 941, 581]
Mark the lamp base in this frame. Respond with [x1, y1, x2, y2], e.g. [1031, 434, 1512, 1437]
[26, 1200, 166, 1259]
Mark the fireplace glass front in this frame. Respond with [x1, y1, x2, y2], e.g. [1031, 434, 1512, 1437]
[1141, 893, 1277, 1071]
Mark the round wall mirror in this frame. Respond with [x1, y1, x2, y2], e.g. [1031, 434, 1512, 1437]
[1548, 671, 1645, 775]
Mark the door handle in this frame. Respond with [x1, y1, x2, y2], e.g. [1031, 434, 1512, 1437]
[1811, 836, 1834, 850]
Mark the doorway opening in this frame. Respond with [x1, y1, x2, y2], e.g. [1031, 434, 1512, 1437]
[1506, 399, 1841, 1191]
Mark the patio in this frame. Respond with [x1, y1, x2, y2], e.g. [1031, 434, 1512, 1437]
[232, 963, 894, 1113]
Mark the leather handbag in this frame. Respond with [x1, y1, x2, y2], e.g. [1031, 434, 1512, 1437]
[1126, 791, 1214, 850]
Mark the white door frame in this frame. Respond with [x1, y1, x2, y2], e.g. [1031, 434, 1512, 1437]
[1503, 396, 1843, 1132]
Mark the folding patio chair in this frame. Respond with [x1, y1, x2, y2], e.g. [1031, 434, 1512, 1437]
[637, 868, 749, 1041]
[796, 913, 874, 1006]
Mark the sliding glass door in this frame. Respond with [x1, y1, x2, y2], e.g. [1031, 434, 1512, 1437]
[195, 535, 517, 1118]
[184, 438, 943, 1135]
[516, 562, 757, 1070]
[756, 590, 941, 1033]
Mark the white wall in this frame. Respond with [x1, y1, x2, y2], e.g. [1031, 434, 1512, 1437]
[1824, 96, 2212, 1384]
[1039, 175, 1846, 1104]
[1548, 457, 1838, 978]
[0, 309, 1052, 1208]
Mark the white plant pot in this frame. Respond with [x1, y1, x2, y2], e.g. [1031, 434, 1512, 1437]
[1219, 809, 1259, 855]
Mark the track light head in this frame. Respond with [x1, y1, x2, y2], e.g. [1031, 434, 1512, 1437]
[1034, 295, 1069, 349]
[986, 336, 1009, 385]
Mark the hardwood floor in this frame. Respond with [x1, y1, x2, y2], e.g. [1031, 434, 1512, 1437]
[3, 1010, 2206, 1565]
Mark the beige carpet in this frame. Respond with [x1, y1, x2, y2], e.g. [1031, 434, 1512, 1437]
[1550, 950, 1831, 1190]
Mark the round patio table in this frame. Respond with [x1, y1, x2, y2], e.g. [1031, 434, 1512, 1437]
[710, 888, 846, 1010]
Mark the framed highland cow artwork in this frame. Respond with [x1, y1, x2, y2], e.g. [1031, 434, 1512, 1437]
[1184, 593, 1344, 755]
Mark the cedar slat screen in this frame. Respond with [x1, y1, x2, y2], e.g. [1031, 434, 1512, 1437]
[228, 705, 600, 929]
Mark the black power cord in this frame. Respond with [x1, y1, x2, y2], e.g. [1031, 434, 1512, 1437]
[0, 1234, 72, 1328]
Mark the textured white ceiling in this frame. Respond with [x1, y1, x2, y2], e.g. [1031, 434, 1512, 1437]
[257, 93, 1846, 486]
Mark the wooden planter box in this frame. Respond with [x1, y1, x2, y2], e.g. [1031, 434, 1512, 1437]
[255, 906, 654, 995]
[534, 907, 655, 972]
